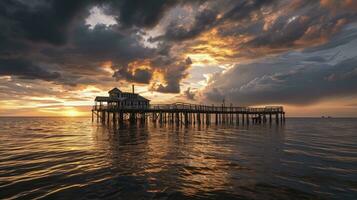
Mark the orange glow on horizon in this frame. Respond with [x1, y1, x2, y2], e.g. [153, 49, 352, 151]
[64, 109, 81, 117]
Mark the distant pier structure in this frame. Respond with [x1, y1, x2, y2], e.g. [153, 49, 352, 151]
[92, 86, 285, 126]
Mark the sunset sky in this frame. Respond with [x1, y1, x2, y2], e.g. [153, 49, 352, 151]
[1, 0, 357, 117]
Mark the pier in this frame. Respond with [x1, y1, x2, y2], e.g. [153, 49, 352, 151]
[92, 87, 285, 126]
[92, 102, 285, 126]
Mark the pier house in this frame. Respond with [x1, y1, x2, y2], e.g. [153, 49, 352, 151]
[94, 86, 150, 110]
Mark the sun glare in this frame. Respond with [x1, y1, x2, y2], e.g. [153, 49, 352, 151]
[65, 109, 80, 117]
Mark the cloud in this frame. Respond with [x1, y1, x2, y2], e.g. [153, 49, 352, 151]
[202, 24, 357, 105]
[113, 68, 152, 84]
[0, 0, 95, 45]
[183, 87, 195, 100]
[0, 1, 197, 93]
[102, 0, 184, 28]
[155, 0, 276, 42]
[151, 57, 192, 93]
[220, 0, 274, 21]
[0, 59, 61, 81]
[1, 0, 357, 111]
[160, 8, 218, 41]
[247, 5, 355, 49]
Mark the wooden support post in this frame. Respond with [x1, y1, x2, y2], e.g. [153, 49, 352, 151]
[129, 112, 135, 124]
[176, 112, 179, 125]
[184, 112, 188, 125]
[269, 114, 272, 124]
[179, 112, 182, 125]
[102, 111, 106, 124]
[159, 112, 163, 123]
[139, 113, 144, 123]
[258, 114, 261, 124]
[283, 112, 286, 123]
[113, 112, 115, 125]
[230, 110, 233, 124]
[119, 112, 123, 125]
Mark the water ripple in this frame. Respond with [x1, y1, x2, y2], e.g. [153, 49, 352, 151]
[0, 117, 356, 199]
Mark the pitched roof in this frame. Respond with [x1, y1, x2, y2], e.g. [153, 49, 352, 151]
[95, 96, 110, 101]
[108, 87, 122, 94]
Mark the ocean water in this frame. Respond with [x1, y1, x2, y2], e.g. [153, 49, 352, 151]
[0, 117, 356, 200]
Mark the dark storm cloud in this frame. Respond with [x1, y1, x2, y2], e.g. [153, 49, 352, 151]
[0, 0, 94, 83]
[247, 3, 357, 49]
[0, 0, 94, 45]
[113, 68, 152, 84]
[0, 58, 60, 81]
[220, 0, 275, 21]
[203, 24, 357, 105]
[160, 8, 218, 41]
[102, 0, 182, 28]
[0, 0, 198, 92]
[0, 0, 191, 45]
[47, 24, 153, 68]
[156, 0, 277, 42]
[0, 0, 156, 86]
[102, 0, 210, 29]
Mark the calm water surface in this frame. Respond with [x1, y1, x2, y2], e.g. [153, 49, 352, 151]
[0, 117, 356, 199]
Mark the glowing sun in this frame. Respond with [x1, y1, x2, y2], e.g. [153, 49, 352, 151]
[65, 109, 81, 117]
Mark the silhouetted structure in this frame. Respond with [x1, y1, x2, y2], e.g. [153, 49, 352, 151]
[95, 86, 149, 109]
[92, 87, 285, 126]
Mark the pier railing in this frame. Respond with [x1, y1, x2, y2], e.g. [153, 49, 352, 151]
[150, 102, 283, 112]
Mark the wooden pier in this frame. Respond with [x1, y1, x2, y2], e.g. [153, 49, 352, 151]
[91, 102, 285, 126]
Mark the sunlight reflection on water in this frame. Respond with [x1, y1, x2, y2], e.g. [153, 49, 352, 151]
[0, 117, 356, 199]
